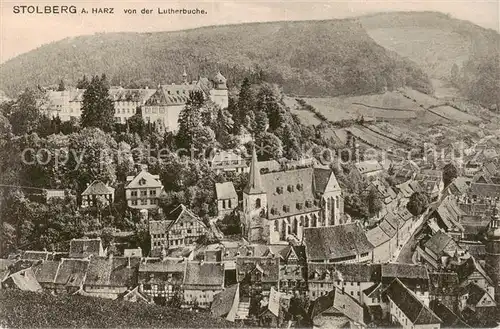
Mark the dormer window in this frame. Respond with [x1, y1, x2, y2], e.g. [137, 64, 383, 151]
[276, 187, 284, 194]
[288, 185, 295, 192]
[296, 203, 303, 210]
[297, 184, 303, 191]
[305, 200, 312, 208]
[139, 178, 146, 186]
[283, 205, 290, 213]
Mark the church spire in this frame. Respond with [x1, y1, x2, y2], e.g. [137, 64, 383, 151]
[244, 145, 265, 195]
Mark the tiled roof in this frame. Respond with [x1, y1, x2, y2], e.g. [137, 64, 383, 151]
[355, 160, 383, 175]
[434, 196, 465, 231]
[81, 180, 114, 196]
[469, 183, 500, 198]
[445, 177, 470, 197]
[429, 300, 469, 328]
[125, 170, 162, 189]
[366, 226, 391, 247]
[109, 88, 156, 103]
[138, 257, 186, 285]
[424, 231, 459, 257]
[123, 248, 143, 258]
[33, 260, 60, 284]
[381, 263, 429, 280]
[149, 220, 173, 234]
[384, 279, 442, 325]
[210, 150, 246, 166]
[183, 261, 224, 288]
[236, 257, 280, 283]
[461, 282, 493, 306]
[308, 263, 380, 282]
[303, 223, 373, 261]
[144, 84, 200, 106]
[313, 168, 337, 194]
[378, 219, 397, 237]
[309, 288, 364, 325]
[369, 179, 397, 202]
[429, 272, 459, 295]
[4, 268, 43, 292]
[262, 168, 321, 220]
[168, 204, 205, 228]
[257, 160, 281, 173]
[84, 256, 140, 288]
[211, 283, 239, 318]
[69, 238, 103, 258]
[363, 282, 382, 298]
[215, 182, 237, 200]
[455, 257, 493, 285]
[55, 258, 89, 287]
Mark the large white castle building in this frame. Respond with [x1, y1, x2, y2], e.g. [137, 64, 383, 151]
[42, 70, 228, 132]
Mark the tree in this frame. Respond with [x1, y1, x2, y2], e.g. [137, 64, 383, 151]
[191, 125, 216, 152]
[7, 88, 43, 135]
[76, 75, 90, 89]
[255, 132, 283, 161]
[407, 192, 429, 216]
[80, 75, 115, 132]
[57, 79, 66, 91]
[256, 83, 283, 131]
[235, 78, 254, 133]
[252, 109, 268, 135]
[442, 163, 458, 188]
[176, 91, 203, 149]
[366, 188, 383, 217]
[212, 108, 237, 149]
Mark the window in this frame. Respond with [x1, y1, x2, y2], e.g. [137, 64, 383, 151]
[255, 198, 261, 208]
[276, 187, 284, 194]
[150, 190, 156, 196]
[141, 190, 147, 196]
[296, 184, 303, 191]
[141, 199, 147, 205]
[288, 185, 295, 192]
[132, 200, 138, 205]
[131, 191, 138, 197]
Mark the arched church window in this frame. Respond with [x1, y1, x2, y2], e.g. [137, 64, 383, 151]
[255, 198, 261, 209]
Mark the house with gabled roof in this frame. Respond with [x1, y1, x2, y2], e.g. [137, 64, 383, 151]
[53, 258, 90, 294]
[384, 279, 442, 329]
[417, 231, 465, 270]
[354, 160, 383, 179]
[304, 223, 374, 264]
[32, 259, 61, 292]
[209, 150, 248, 175]
[454, 257, 495, 298]
[125, 169, 163, 209]
[69, 237, 106, 258]
[309, 287, 366, 329]
[215, 182, 238, 216]
[80, 180, 115, 208]
[211, 283, 240, 322]
[138, 255, 186, 304]
[182, 261, 225, 308]
[149, 204, 208, 252]
[2, 266, 42, 292]
[429, 299, 469, 328]
[82, 255, 140, 299]
[236, 256, 280, 297]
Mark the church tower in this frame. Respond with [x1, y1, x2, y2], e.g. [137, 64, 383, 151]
[243, 146, 267, 241]
[485, 205, 500, 302]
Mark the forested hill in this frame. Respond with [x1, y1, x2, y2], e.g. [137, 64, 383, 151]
[0, 19, 432, 97]
[360, 11, 500, 79]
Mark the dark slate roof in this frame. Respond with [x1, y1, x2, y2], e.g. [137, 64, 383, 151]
[381, 263, 429, 280]
[183, 261, 224, 289]
[145, 84, 200, 106]
[81, 180, 114, 196]
[455, 257, 493, 285]
[168, 204, 206, 229]
[109, 88, 156, 103]
[262, 168, 321, 220]
[236, 257, 280, 283]
[429, 300, 469, 328]
[303, 223, 373, 261]
[69, 238, 103, 258]
[460, 282, 492, 306]
[384, 279, 442, 325]
[211, 284, 239, 318]
[313, 168, 333, 194]
[363, 283, 382, 298]
[55, 258, 89, 287]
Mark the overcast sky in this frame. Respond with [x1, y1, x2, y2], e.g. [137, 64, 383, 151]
[1, 0, 498, 63]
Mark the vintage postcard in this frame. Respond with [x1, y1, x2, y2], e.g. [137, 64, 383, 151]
[0, 0, 499, 327]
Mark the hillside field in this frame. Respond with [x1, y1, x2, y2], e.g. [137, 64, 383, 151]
[0, 290, 233, 328]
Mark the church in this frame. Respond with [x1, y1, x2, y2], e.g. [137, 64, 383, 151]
[242, 147, 348, 244]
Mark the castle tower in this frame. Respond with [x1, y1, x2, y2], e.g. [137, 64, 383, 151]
[209, 71, 229, 109]
[243, 146, 267, 241]
[485, 205, 500, 302]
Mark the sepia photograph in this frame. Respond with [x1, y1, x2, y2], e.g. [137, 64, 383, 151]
[0, 0, 499, 327]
